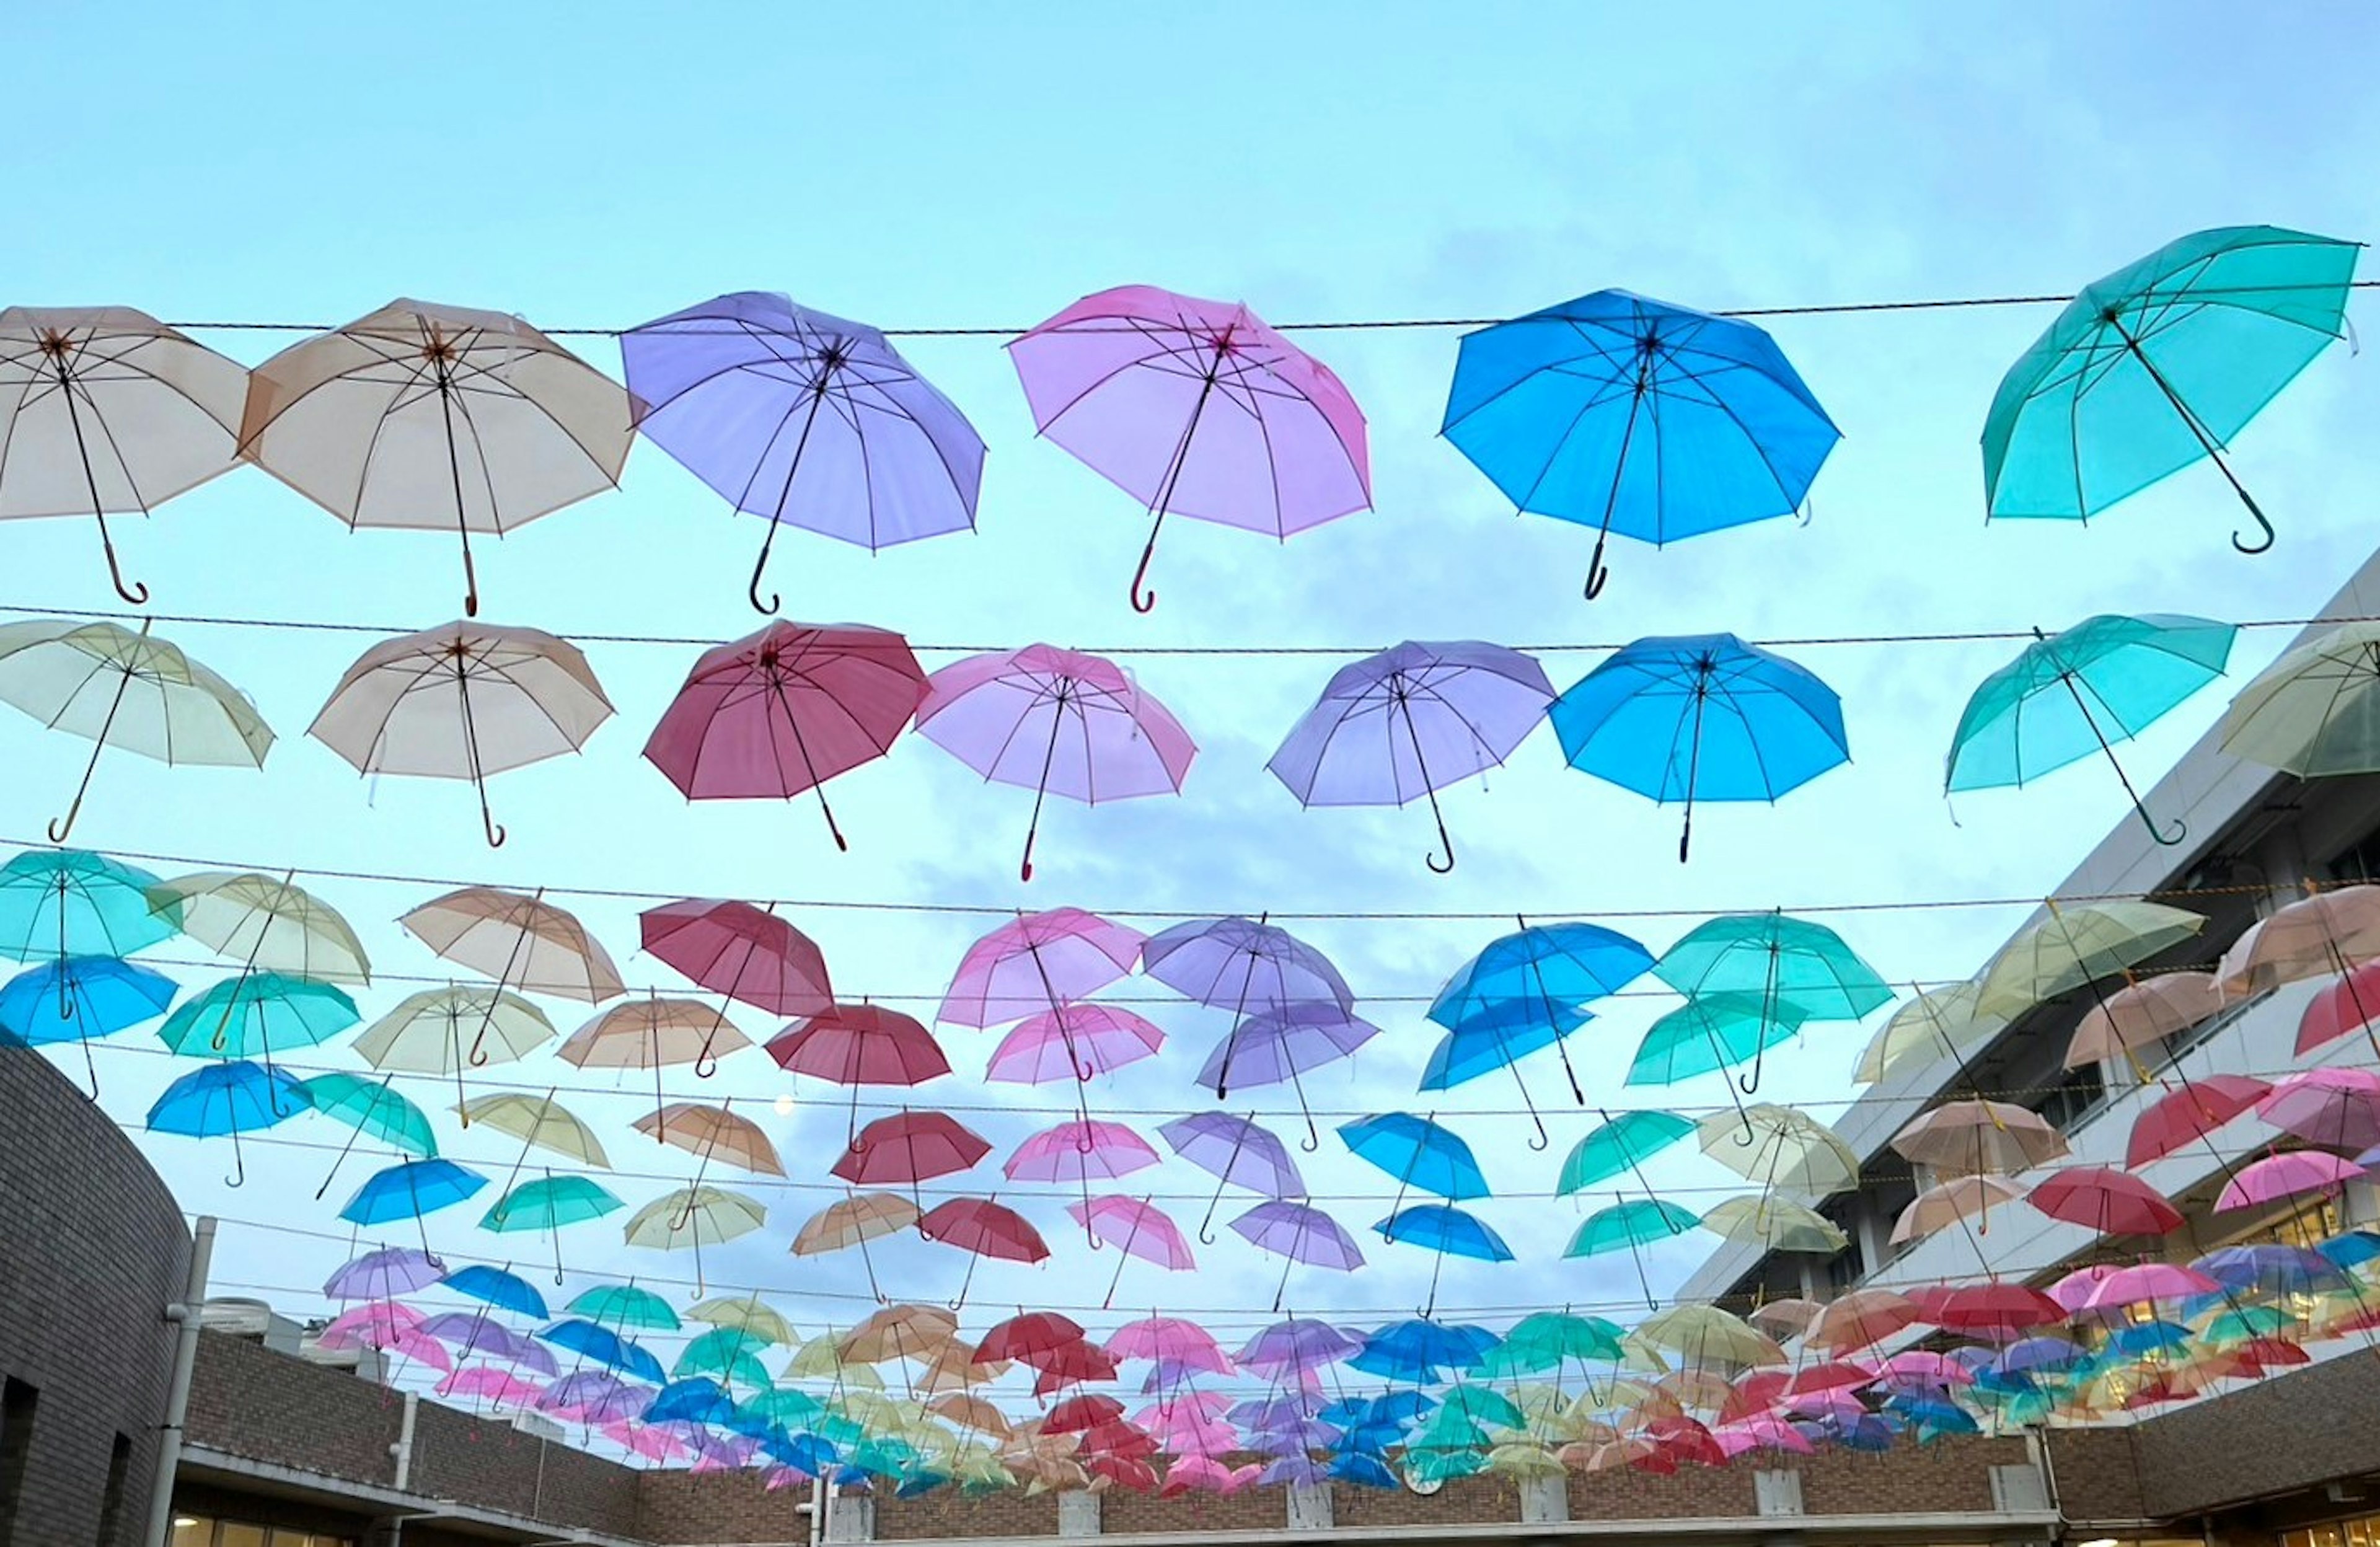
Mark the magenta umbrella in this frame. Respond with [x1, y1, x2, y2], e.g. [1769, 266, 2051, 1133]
[939, 907, 1147, 1028]
[987, 1005, 1166, 1085]
[2218, 1150, 2365, 1212]
[2078, 1261, 2221, 1311]
[1008, 285, 1371, 613]
[915, 645, 1196, 881]
[2257, 1068, 2380, 1152]
[1006, 1119, 1160, 1183]
[1108, 1315, 1232, 1373]
[1070, 1194, 1197, 1307]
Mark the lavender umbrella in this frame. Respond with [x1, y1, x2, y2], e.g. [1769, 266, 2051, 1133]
[324, 1246, 446, 1300]
[1231, 1201, 1366, 1311]
[621, 292, 985, 614]
[1144, 917, 1353, 1103]
[1235, 1318, 1360, 1379]
[418, 1311, 558, 1375]
[1193, 1003, 1380, 1148]
[1267, 640, 1554, 873]
[1159, 1113, 1305, 1245]
[540, 1370, 651, 1424]
[1259, 1454, 1333, 1489]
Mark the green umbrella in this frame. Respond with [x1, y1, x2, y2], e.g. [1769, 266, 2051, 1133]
[295, 1070, 435, 1202]
[2198, 1305, 2290, 1347]
[1556, 1110, 1693, 1193]
[1654, 912, 1891, 1024]
[1982, 224, 2358, 553]
[1566, 1199, 1698, 1259]
[1435, 1383, 1525, 1432]
[675, 1327, 774, 1390]
[2219, 621, 2380, 777]
[1974, 899, 2204, 1019]
[156, 971, 358, 1063]
[1479, 1310, 1626, 1377]
[1947, 614, 2237, 846]
[1626, 994, 1806, 1087]
[738, 1385, 826, 1431]
[567, 1282, 679, 1333]
[482, 1173, 625, 1283]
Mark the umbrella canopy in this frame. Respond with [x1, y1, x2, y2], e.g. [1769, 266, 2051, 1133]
[462, 1092, 609, 1167]
[621, 292, 983, 611]
[481, 1176, 624, 1233]
[1946, 614, 2236, 845]
[446, 1265, 549, 1321]
[1551, 634, 1849, 860]
[325, 1246, 447, 1300]
[1145, 914, 1351, 1010]
[2128, 1075, 2272, 1166]
[1892, 1100, 2071, 1177]
[0, 306, 247, 601]
[1159, 1113, 1304, 1200]
[156, 972, 358, 1060]
[340, 1158, 487, 1226]
[2256, 1069, 2380, 1152]
[354, 987, 554, 1073]
[0, 954, 176, 1090]
[1890, 1176, 2026, 1245]
[987, 1005, 1165, 1086]
[1628, 993, 1806, 1087]
[566, 1285, 679, 1334]
[1008, 285, 1370, 610]
[538, 1320, 668, 1385]
[0, 619, 273, 841]
[1340, 1113, 1489, 1201]
[1228, 1201, 1364, 1270]
[2026, 1166, 2184, 1236]
[1196, 1003, 1379, 1095]
[1069, 1197, 1196, 1271]
[296, 1073, 438, 1159]
[2300, 959, 2380, 1055]
[915, 645, 1196, 881]
[1700, 1104, 1861, 1197]
[1375, 1203, 1514, 1263]
[1982, 226, 2356, 551]
[558, 997, 751, 1079]
[239, 298, 635, 614]
[769, 1004, 950, 1086]
[1564, 1200, 1699, 1259]
[641, 899, 833, 1019]
[1977, 901, 2206, 1019]
[1266, 640, 1554, 872]
[833, 1112, 990, 1187]
[1699, 1197, 1846, 1254]
[1559, 1111, 1695, 1194]
[1654, 912, 1889, 1033]
[145, 1059, 304, 1184]
[2219, 888, 2380, 998]
[1432, 921, 1653, 1028]
[0, 850, 177, 961]
[622, 1187, 767, 1295]
[634, 1103, 785, 1176]
[1634, 1307, 1783, 1372]
[2067, 971, 2223, 1070]
[1004, 1121, 1160, 1184]
[2220, 620, 2380, 777]
[149, 871, 371, 985]
[939, 908, 1147, 1029]
[1441, 289, 1838, 597]
[400, 888, 624, 1004]
[794, 1193, 921, 1256]
[1809, 1290, 1921, 1354]
[1856, 983, 2006, 1086]
[915, 1198, 1049, 1264]
[311, 622, 613, 847]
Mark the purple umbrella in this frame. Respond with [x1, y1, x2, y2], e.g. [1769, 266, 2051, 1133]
[1193, 1004, 1380, 1148]
[1228, 1394, 1320, 1430]
[1007, 285, 1372, 613]
[324, 1246, 446, 1300]
[1231, 1203, 1367, 1312]
[1144, 917, 1353, 1103]
[621, 291, 985, 614]
[1266, 640, 1553, 873]
[540, 1370, 651, 1424]
[1235, 1318, 1360, 1380]
[1158, 1113, 1305, 1245]
[1250, 1416, 1342, 1453]
[418, 1312, 558, 1375]
[1258, 1453, 1333, 1489]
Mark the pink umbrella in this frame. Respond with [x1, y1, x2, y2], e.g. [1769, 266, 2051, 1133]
[1161, 1455, 1257, 1496]
[1069, 1195, 1196, 1307]
[1005, 1120, 1161, 1183]
[1109, 1317, 1232, 1374]
[2079, 1262, 2221, 1310]
[1007, 284, 1372, 612]
[317, 1299, 425, 1350]
[1879, 1351, 1973, 1386]
[604, 1422, 694, 1463]
[438, 1364, 544, 1406]
[939, 907, 1147, 1027]
[2258, 1068, 2380, 1152]
[2048, 1264, 2122, 1315]
[382, 1329, 454, 1374]
[2218, 1150, 2366, 1212]
[916, 645, 1197, 881]
[987, 1004, 1165, 1085]
[1785, 1390, 1866, 1421]
[1717, 1414, 1814, 1455]
[2299, 959, 2380, 1055]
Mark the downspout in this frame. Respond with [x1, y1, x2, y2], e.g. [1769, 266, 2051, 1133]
[145, 1215, 217, 1547]
[2030, 1425, 2069, 1544]
[392, 1391, 420, 1490]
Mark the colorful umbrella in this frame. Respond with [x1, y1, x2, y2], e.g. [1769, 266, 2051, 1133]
[325, 1246, 446, 1301]
[149, 871, 371, 985]
[1891, 1100, 2071, 1177]
[794, 1192, 920, 1300]
[1195, 1003, 1378, 1144]
[1145, 917, 1351, 1100]
[464, 1091, 610, 1169]
[239, 299, 635, 614]
[1266, 640, 1554, 872]
[1655, 912, 1887, 1092]
[1946, 614, 2236, 845]
[833, 1112, 990, 1189]
[1374, 1204, 1512, 1315]
[1070, 1196, 1196, 1305]
[1551, 634, 1848, 861]
[1698, 1197, 1846, 1254]
[446, 1265, 549, 1322]
[2219, 620, 2380, 777]
[987, 1005, 1165, 1086]
[2066, 971, 2223, 1073]
[311, 622, 613, 847]
[2301, 959, 2380, 1056]
[355, 987, 553, 1114]
[1341, 1112, 1489, 1202]
[156, 972, 358, 1065]
[915, 1197, 1050, 1304]
[1442, 289, 1838, 597]
[1856, 983, 2004, 1087]
[1975, 900, 2204, 1020]
[145, 1059, 303, 1186]
[1633, 1306, 1783, 1372]
[0, 849, 177, 961]
[621, 292, 983, 612]
[0, 620, 274, 841]
[2025, 1166, 2183, 1236]
[2219, 886, 2380, 1001]
[768, 1003, 950, 1139]
[915, 645, 1196, 880]
[560, 996, 751, 1089]
[1562, 1200, 1699, 1261]
[539, 1320, 668, 1385]
[634, 1101, 785, 1178]
[340, 1158, 487, 1227]
[623, 1186, 767, 1297]
[1558, 1111, 1693, 1194]
[1158, 1111, 1303, 1246]
[1807, 1290, 1919, 1355]
[400, 886, 624, 1008]
[2255, 1069, 2380, 1152]
[567, 1285, 680, 1334]
[939, 908, 1147, 1029]
[1005, 1121, 1160, 1187]
[1700, 1103, 1861, 1197]
[0, 954, 174, 1094]
[1981, 226, 2356, 553]
[641, 899, 834, 1019]
[2127, 1075, 2270, 1167]
[1890, 1176, 2025, 1245]
[1627, 993, 1805, 1089]
[296, 1070, 436, 1197]
[1229, 1201, 1364, 1308]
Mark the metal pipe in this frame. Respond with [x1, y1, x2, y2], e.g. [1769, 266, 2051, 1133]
[145, 1214, 216, 1547]
[392, 1391, 419, 1491]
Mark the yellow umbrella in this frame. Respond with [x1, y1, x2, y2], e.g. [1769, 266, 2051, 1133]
[461, 1090, 609, 1166]
[787, 1336, 885, 1389]
[1975, 899, 2204, 1019]
[633, 1101, 784, 1176]
[686, 1292, 798, 1349]
[2219, 621, 2380, 777]
[1699, 1195, 1848, 1254]
[148, 871, 371, 984]
[623, 1186, 766, 1295]
[1631, 1305, 1783, 1372]
[1486, 1442, 1565, 1479]
[1856, 982, 2004, 1085]
[1698, 1103, 1860, 1197]
[401, 885, 626, 1003]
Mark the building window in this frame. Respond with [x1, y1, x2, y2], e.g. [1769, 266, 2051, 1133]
[169, 1518, 355, 1547]
[97, 1432, 134, 1545]
[2285, 1514, 2380, 1547]
[0, 1376, 38, 1538]
[2032, 1064, 2107, 1132]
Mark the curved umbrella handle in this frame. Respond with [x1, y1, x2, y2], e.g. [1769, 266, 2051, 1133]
[1129, 514, 1163, 615]
[2232, 496, 2276, 555]
[1584, 533, 1613, 601]
[749, 522, 784, 615]
[96, 516, 149, 606]
[1299, 1113, 1321, 1153]
[1525, 1109, 1549, 1152]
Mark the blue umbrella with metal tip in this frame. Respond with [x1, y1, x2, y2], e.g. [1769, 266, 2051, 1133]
[145, 1059, 303, 1186]
[0, 954, 175, 1095]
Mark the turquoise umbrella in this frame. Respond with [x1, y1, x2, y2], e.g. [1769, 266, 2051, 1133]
[1556, 1109, 1693, 1194]
[1983, 225, 2358, 553]
[1625, 994, 1807, 1088]
[296, 1071, 438, 1201]
[483, 1173, 626, 1283]
[0, 849, 178, 961]
[1947, 614, 2237, 846]
[676, 1328, 774, 1390]
[568, 1282, 680, 1333]
[144, 1059, 304, 1186]
[1564, 1197, 1701, 1308]
[156, 972, 358, 1064]
[1652, 912, 1889, 1095]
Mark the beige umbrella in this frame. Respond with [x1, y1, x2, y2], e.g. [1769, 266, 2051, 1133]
[687, 1292, 798, 1348]
[459, 1090, 610, 1166]
[633, 1100, 785, 1176]
[1856, 982, 2006, 1085]
[623, 1186, 766, 1297]
[1744, 1297, 1825, 1341]
[1890, 1175, 2026, 1244]
[560, 996, 751, 1073]
[238, 298, 634, 615]
[1700, 1195, 1849, 1254]
[0, 619, 273, 840]
[2218, 620, 2380, 777]
[928, 1392, 1011, 1442]
[147, 871, 371, 984]
[2217, 885, 2380, 998]
[1631, 1305, 1783, 1372]
[0, 306, 249, 602]
[1698, 1103, 1861, 1198]
[2065, 971, 2223, 1073]
[354, 985, 554, 1114]
[842, 1304, 961, 1366]
[309, 621, 612, 847]
[401, 887, 625, 1034]
[794, 1191, 923, 1303]
[1975, 899, 2205, 1019]
[1890, 1098, 2070, 1177]
[1806, 1287, 1919, 1354]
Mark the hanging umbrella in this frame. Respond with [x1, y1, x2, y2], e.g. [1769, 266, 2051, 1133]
[2219, 621, 2380, 777]
[1981, 225, 2357, 553]
[2025, 1167, 2184, 1236]
[2257, 1069, 2380, 1152]
[641, 899, 834, 1019]
[1891, 1100, 2071, 1177]
[1266, 640, 1554, 873]
[1145, 917, 1352, 1103]
[1374, 1204, 1513, 1315]
[145, 1059, 303, 1186]
[1551, 634, 1848, 861]
[1855, 983, 2005, 1087]
[1341, 1113, 1489, 1202]
[568, 1285, 681, 1334]
[1195, 1003, 1379, 1144]
[2066, 972, 2223, 1073]
[1559, 1110, 1694, 1194]
[149, 871, 372, 986]
[2127, 1075, 2270, 1167]
[1975, 901, 2205, 1020]
[239, 298, 635, 614]
[635, 1101, 785, 1176]
[915, 645, 1196, 881]
[325, 1246, 447, 1301]
[622, 292, 983, 612]
[768, 1003, 950, 1139]
[1699, 1104, 1861, 1197]
[446, 1265, 550, 1322]
[481, 1174, 625, 1270]
[1634, 1306, 1784, 1373]
[0, 306, 249, 601]
[1562, 1201, 1699, 1259]
[987, 1005, 1165, 1086]
[1159, 1111, 1304, 1247]
[1008, 285, 1369, 612]
[915, 1197, 1050, 1306]
[0, 954, 175, 1095]
[1807, 1290, 1920, 1355]
[643, 620, 931, 848]
[1946, 614, 2236, 846]
[340, 1159, 488, 1228]
[310, 622, 613, 847]
[1005, 1121, 1160, 1186]
[539, 1320, 668, 1386]
[1431, 920, 1652, 1109]
[834, 1112, 990, 1188]
[794, 1192, 920, 1301]
[939, 907, 1147, 1029]
[401, 886, 624, 1007]
[1229, 1201, 1364, 1310]
[623, 1186, 767, 1297]
[2301, 959, 2380, 1056]
[1627, 993, 1807, 1090]
[0, 620, 274, 842]
[1416, 997, 1584, 1115]
[1890, 1176, 2026, 1245]
[1656, 912, 1887, 1095]
[1441, 289, 1839, 598]
[155, 972, 358, 1065]
[687, 1294, 798, 1350]
[2219, 886, 2380, 1002]
[0, 850, 178, 961]
[1070, 1196, 1196, 1307]
[559, 998, 751, 1137]
[354, 987, 553, 1114]
[1699, 1197, 1846, 1254]
[296, 1071, 436, 1197]
[463, 1091, 610, 1170]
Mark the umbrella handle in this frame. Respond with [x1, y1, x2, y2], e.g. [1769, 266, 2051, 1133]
[1584, 534, 1611, 601]
[95, 511, 149, 606]
[2138, 808, 2188, 848]
[1129, 524, 1161, 615]
[1300, 1112, 1321, 1153]
[226, 1126, 246, 1189]
[749, 521, 784, 616]
[51, 359, 152, 605]
[2232, 495, 2276, 556]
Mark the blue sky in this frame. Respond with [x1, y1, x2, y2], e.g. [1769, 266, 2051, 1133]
[11, 1, 2380, 1410]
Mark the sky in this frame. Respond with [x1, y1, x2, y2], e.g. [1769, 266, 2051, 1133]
[9, 0, 2380, 1420]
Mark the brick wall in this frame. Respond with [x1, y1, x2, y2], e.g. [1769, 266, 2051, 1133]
[2130, 1352, 2380, 1518]
[2042, 1426, 2151, 1525]
[0, 1045, 189, 1547]
[187, 1328, 403, 1484]
[407, 1399, 642, 1538]
[637, 1467, 813, 1543]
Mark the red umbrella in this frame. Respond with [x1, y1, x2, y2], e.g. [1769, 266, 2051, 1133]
[976, 1310, 1088, 1365]
[1720, 1369, 1789, 1424]
[2299, 959, 2380, 1055]
[641, 899, 833, 1018]
[1045, 1393, 1126, 1434]
[770, 1005, 951, 1085]
[2125, 1074, 2271, 1167]
[1647, 1417, 1723, 1468]
[1077, 1419, 1160, 1461]
[1033, 1343, 1122, 1395]
[917, 1197, 1051, 1307]
[832, 1110, 989, 1187]
[1083, 1453, 1159, 1492]
[1929, 1283, 2067, 1335]
[642, 621, 928, 851]
[2024, 1166, 2184, 1236]
[1783, 1361, 1874, 1398]
[2236, 1337, 2312, 1372]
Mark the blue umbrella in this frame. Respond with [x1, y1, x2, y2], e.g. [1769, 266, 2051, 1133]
[2105, 1320, 2192, 1358]
[645, 1377, 739, 1427]
[1328, 1452, 1401, 1489]
[2317, 1230, 2380, 1270]
[538, 1318, 669, 1385]
[145, 1059, 304, 1186]
[1340, 1113, 1489, 1202]
[1430, 922, 1654, 1026]
[1442, 289, 1839, 599]
[339, 1159, 487, 1227]
[1349, 1319, 1500, 1383]
[0, 954, 175, 1095]
[2190, 1243, 2348, 1300]
[446, 1264, 550, 1321]
[0, 849, 178, 962]
[1417, 998, 1591, 1148]
[1551, 633, 1849, 860]
[1375, 1204, 1514, 1318]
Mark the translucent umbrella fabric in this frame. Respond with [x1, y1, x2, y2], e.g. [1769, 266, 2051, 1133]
[2065, 971, 2223, 1070]
[0, 850, 177, 961]
[2219, 621, 2380, 777]
[1891, 1100, 2071, 1177]
[1975, 901, 2205, 1019]
[640, 899, 833, 1019]
[148, 871, 371, 985]
[939, 907, 1147, 1029]
[2217, 887, 2380, 998]
[400, 887, 624, 1004]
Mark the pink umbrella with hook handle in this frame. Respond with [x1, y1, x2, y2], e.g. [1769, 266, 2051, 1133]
[1069, 1195, 1197, 1307]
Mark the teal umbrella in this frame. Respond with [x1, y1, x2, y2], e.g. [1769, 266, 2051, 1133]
[1652, 913, 1888, 1095]
[1947, 614, 2237, 846]
[1556, 1109, 1693, 1193]
[482, 1172, 626, 1282]
[0, 849, 178, 961]
[296, 1071, 437, 1201]
[1566, 1197, 1701, 1308]
[1626, 994, 1807, 1090]
[1983, 224, 2358, 553]
[156, 971, 358, 1064]
[1478, 1310, 1626, 1377]
[675, 1327, 774, 1390]
[568, 1282, 681, 1333]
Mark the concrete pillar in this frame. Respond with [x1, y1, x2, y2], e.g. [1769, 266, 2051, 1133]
[824, 1493, 875, 1543]
[1287, 1481, 1334, 1531]
[1519, 1473, 1568, 1523]
[1853, 1200, 1889, 1277]
[1057, 1489, 1101, 1538]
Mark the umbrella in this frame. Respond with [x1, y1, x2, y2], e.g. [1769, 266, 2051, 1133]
[623, 1186, 767, 1296]
[1487, 1311, 1625, 1377]
[939, 907, 1147, 1029]
[355, 987, 553, 1114]
[1229, 1200, 1364, 1310]
[643, 620, 930, 848]
[1441, 289, 1838, 597]
[1551, 634, 1848, 861]
[1891, 1100, 2071, 1177]
[2301, 959, 2380, 1056]
[481, 1176, 625, 1282]
[987, 1005, 1165, 1086]
[1236, 1319, 1359, 1379]
[560, 997, 751, 1134]
[1699, 1197, 1846, 1254]
[1194, 1003, 1379, 1144]
[0, 306, 248, 601]
[2127, 1074, 2270, 1167]
[1807, 1290, 1919, 1355]
[1374, 1204, 1513, 1315]
[439, 1366, 544, 1408]
[2025, 1166, 2184, 1236]
[1563, 1200, 1699, 1264]
[148, 871, 371, 986]
[1416, 996, 1584, 1117]
[0, 954, 174, 1095]
[687, 1294, 797, 1349]
[1341, 1113, 1489, 1202]
[2219, 887, 2380, 1010]
[641, 899, 834, 1019]
[340, 1158, 487, 1228]
[1145, 916, 1352, 1102]
[1946, 615, 2236, 846]
[296, 1071, 436, 1197]
[1005, 1121, 1159, 1192]
[156, 972, 358, 1067]
[310, 622, 613, 847]
[769, 1004, 950, 1139]
[539, 1320, 668, 1386]
[2255, 1069, 2380, 1152]
[0, 619, 273, 841]
[795, 1192, 921, 1300]
[325, 1246, 447, 1301]
[914, 644, 1196, 881]
[1008, 285, 1369, 612]
[1699, 1104, 1861, 1197]
[400, 887, 624, 1009]
[2078, 1263, 2221, 1313]
[2220, 620, 2380, 777]
[1654, 912, 1887, 1095]
[1856, 984, 2005, 1087]
[2066, 971, 2223, 1073]
[621, 292, 982, 612]
[566, 1285, 680, 1334]
[446, 1265, 549, 1322]
[418, 1311, 554, 1370]
[1890, 1176, 2025, 1245]
[1627, 993, 1807, 1089]
[1432, 920, 1652, 1113]
[1633, 1307, 1783, 1373]
[635, 1101, 785, 1178]
[1559, 1110, 1694, 1194]
[915, 1199, 1050, 1302]
[1929, 1284, 2068, 1336]
[1069, 1196, 1196, 1306]
[145, 1059, 303, 1186]
[239, 298, 635, 614]
[1159, 1112, 1304, 1244]
[464, 1091, 610, 1171]
[834, 1112, 990, 1189]
[1975, 900, 2204, 1020]
[0, 850, 178, 962]
[1981, 225, 2357, 553]
[1266, 640, 1554, 872]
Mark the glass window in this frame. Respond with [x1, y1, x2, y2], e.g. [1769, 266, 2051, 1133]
[172, 1518, 212, 1547]
[217, 1525, 265, 1547]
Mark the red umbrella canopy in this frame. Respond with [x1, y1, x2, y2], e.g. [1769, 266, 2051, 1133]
[1045, 1393, 1126, 1434]
[832, 1110, 990, 1185]
[769, 1004, 951, 1086]
[2125, 1075, 2272, 1168]
[2300, 959, 2380, 1055]
[1929, 1283, 2068, 1334]
[1033, 1343, 1123, 1395]
[1078, 1419, 1159, 1460]
[918, 1199, 1051, 1266]
[976, 1311, 1089, 1365]
[641, 899, 833, 1018]
[1083, 1453, 1159, 1492]
[2024, 1166, 2185, 1236]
